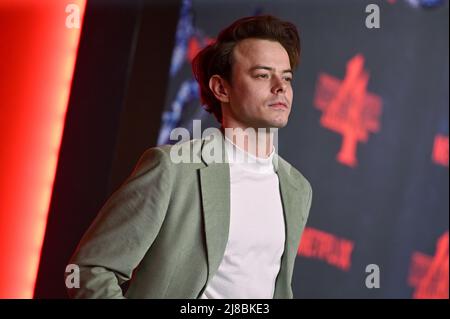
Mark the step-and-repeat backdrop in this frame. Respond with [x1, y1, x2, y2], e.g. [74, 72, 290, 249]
[157, 0, 448, 298]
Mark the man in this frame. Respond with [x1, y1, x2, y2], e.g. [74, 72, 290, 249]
[66, 15, 312, 299]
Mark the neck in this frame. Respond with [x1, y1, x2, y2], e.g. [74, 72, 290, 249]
[221, 124, 276, 159]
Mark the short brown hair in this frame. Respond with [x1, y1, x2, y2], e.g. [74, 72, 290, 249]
[192, 15, 301, 123]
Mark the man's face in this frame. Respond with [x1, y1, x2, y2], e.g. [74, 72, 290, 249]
[223, 38, 294, 129]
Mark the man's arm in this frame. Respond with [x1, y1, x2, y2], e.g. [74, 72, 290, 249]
[65, 147, 173, 298]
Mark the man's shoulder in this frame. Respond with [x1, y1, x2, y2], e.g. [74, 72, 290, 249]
[137, 137, 205, 169]
[156, 137, 204, 156]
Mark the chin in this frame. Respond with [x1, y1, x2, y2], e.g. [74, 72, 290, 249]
[271, 122, 288, 129]
[268, 117, 289, 129]
[246, 116, 288, 130]
[257, 122, 288, 130]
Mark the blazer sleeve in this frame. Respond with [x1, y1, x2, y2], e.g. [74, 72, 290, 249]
[65, 147, 173, 298]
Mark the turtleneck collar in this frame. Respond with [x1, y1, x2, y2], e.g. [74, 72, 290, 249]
[223, 134, 275, 174]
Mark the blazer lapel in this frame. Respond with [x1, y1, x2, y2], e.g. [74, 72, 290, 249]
[199, 131, 230, 286]
[274, 152, 302, 248]
[273, 154, 304, 298]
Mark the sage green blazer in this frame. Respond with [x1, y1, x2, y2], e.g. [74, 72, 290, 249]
[66, 130, 312, 299]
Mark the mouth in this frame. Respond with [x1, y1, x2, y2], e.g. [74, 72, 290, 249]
[268, 102, 288, 110]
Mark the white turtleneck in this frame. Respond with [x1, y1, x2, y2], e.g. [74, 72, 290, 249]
[200, 135, 286, 299]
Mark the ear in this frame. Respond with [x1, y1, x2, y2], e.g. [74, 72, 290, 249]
[209, 75, 230, 103]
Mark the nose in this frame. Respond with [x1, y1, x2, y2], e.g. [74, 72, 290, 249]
[271, 75, 287, 94]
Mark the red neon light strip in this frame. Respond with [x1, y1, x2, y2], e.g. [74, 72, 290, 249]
[0, 0, 86, 298]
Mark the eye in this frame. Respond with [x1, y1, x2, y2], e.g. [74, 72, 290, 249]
[256, 74, 269, 79]
[283, 76, 293, 82]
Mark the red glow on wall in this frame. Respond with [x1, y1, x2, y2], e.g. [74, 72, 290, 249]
[0, 0, 86, 298]
[298, 227, 355, 271]
[432, 134, 449, 167]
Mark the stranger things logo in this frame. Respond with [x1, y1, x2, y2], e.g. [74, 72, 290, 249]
[314, 54, 383, 168]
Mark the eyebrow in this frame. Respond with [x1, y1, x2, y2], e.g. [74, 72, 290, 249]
[249, 65, 293, 75]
